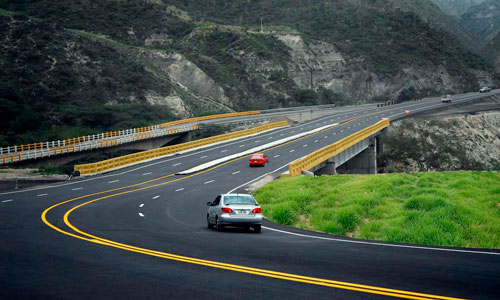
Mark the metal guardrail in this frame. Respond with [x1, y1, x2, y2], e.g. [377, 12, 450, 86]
[1, 124, 198, 164]
[74, 121, 288, 176]
[0, 111, 260, 164]
[282, 119, 390, 177]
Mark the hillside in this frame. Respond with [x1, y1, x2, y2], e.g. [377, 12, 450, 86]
[379, 112, 500, 172]
[0, 12, 180, 146]
[390, 0, 483, 53]
[461, 0, 500, 42]
[0, 0, 498, 147]
[431, 0, 486, 16]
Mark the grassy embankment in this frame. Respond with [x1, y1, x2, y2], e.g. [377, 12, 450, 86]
[254, 172, 500, 249]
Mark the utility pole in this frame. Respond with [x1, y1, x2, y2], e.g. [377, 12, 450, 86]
[302, 59, 314, 90]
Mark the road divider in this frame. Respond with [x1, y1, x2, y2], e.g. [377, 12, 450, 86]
[177, 123, 338, 175]
[74, 121, 288, 176]
[282, 119, 390, 177]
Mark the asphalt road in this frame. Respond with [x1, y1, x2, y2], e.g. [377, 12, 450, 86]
[1, 91, 500, 300]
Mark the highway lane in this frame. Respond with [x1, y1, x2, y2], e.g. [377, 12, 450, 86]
[2, 91, 500, 299]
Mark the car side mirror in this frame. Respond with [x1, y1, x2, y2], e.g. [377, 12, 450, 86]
[207, 202, 213, 206]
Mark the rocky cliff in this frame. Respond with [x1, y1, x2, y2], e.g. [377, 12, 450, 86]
[380, 107, 500, 172]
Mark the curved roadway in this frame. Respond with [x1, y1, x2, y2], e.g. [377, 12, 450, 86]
[1, 91, 500, 300]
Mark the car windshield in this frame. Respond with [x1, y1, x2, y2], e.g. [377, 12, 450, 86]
[223, 195, 256, 205]
[250, 155, 262, 159]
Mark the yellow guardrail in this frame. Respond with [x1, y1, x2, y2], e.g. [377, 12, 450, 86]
[158, 111, 261, 128]
[282, 119, 390, 177]
[75, 121, 287, 175]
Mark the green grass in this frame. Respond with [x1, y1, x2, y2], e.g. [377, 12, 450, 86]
[0, 8, 15, 15]
[254, 172, 500, 249]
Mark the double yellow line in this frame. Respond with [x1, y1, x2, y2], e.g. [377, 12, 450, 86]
[41, 105, 468, 300]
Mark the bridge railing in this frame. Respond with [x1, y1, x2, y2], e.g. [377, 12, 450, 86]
[1, 124, 199, 164]
[283, 119, 390, 177]
[75, 121, 288, 176]
[0, 111, 261, 164]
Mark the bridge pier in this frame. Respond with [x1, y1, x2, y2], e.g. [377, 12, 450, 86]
[313, 137, 378, 176]
[336, 138, 377, 174]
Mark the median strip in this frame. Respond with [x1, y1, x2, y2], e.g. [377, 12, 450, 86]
[74, 121, 288, 176]
[177, 123, 338, 175]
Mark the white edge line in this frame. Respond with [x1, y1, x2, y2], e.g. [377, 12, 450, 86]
[226, 164, 500, 256]
[262, 226, 500, 256]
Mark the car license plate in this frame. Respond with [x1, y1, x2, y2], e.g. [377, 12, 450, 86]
[236, 209, 249, 215]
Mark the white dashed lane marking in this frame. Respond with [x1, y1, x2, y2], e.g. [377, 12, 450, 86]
[204, 180, 215, 184]
[173, 163, 181, 166]
[139, 204, 144, 208]
[239, 145, 245, 148]
[37, 194, 48, 197]
[138, 213, 144, 217]
[200, 155, 208, 159]
[314, 140, 318, 143]
[108, 180, 119, 184]
[175, 188, 184, 192]
[142, 172, 152, 176]
[72, 187, 83, 191]
[303, 144, 308, 147]
[153, 195, 160, 199]
[290, 150, 295, 153]
[273, 155, 280, 158]
[232, 171, 241, 175]
[221, 150, 227, 153]
[2, 199, 13, 203]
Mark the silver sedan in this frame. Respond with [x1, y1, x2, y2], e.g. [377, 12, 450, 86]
[207, 193, 262, 233]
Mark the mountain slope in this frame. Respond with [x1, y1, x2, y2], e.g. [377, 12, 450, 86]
[391, 0, 483, 53]
[0, 0, 498, 147]
[0, 13, 180, 146]
[461, 0, 500, 41]
[431, 0, 486, 16]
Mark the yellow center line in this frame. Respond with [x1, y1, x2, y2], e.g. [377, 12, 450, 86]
[41, 103, 467, 300]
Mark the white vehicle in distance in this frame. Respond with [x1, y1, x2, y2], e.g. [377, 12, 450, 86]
[441, 95, 452, 103]
[207, 193, 262, 233]
[479, 87, 491, 93]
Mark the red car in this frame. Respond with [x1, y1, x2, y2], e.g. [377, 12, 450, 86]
[249, 153, 269, 167]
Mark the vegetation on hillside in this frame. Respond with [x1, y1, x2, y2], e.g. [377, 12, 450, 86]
[0, 0, 497, 147]
[0, 13, 176, 146]
[254, 172, 500, 248]
[164, 0, 491, 76]
[379, 118, 500, 172]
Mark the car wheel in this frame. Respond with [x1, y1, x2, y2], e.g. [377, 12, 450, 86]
[253, 224, 261, 233]
[207, 215, 213, 229]
[215, 216, 224, 231]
